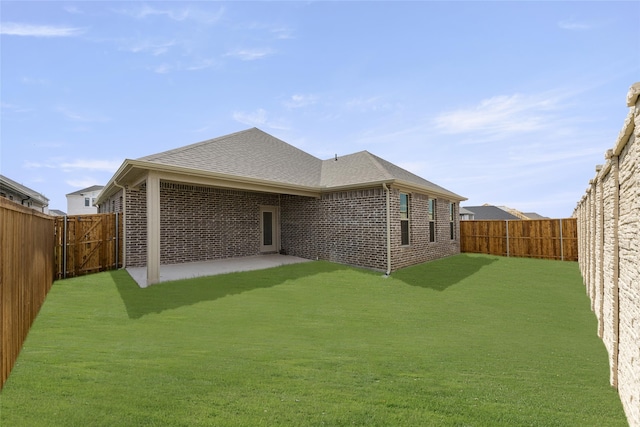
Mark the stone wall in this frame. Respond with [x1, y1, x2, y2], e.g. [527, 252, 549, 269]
[574, 82, 640, 427]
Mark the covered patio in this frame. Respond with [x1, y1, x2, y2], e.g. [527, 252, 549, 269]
[126, 254, 311, 288]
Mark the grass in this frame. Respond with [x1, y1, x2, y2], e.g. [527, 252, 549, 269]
[0, 254, 627, 426]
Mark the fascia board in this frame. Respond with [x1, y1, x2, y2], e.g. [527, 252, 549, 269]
[105, 160, 321, 199]
[392, 180, 467, 202]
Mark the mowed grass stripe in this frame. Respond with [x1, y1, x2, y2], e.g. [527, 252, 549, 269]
[0, 254, 627, 426]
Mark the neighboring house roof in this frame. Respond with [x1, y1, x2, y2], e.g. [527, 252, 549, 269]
[459, 207, 475, 216]
[49, 209, 67, 216]
[0, 174, 49, 205]
[522, 212, 548, 219]
[99, 128, 465, 204]
[462, 206, 520, 220]
[66, 185, 104, 196]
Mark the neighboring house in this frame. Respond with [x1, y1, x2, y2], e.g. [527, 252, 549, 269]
[462, 205, 549, 220]
[462, 205, 520, 220]
[522, 212, 548, 219]
[0, 174, 49, 213]
[97, 128, 466, 286]
[49, 209, 67, 216]
[459, 207, 475, 220]
[66, 185, 104, 215]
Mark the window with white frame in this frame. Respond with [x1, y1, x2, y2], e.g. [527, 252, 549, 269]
[428, 198, 436, 242]
[400, 193, 409, 245]
[84, 197, 90, 207]
[449, 202, 455, 240]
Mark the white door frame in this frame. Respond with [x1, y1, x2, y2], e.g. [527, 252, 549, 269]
[259, 206, 279, 253]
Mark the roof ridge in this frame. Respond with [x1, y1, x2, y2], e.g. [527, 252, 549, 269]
[138, 127, 259, 161]
[360, 151, 394, 180]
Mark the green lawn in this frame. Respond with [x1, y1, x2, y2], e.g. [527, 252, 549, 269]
[0, 254, 627, 426]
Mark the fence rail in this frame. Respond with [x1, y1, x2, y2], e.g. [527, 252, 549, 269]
[54, 213, 123, 279]
[1, 198, 55, 389]
[460, 218, 578, 261]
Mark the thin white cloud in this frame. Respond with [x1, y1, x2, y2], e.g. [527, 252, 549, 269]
[60, 159, 122, 172]
[1, 102, 32, 113]
[232, 108, 289, 130]
[284, 94, 317, 109]
[346, 96, 396, 113]
[26, 158, 121, 173]
[56, 106, 110, 123]
[123, 39, 176, 56]
[21, 76, 49, 85]
[558, 19, 593, 31]
[433, 93, 562, 137]
[0, 22, 85, 37]
[66, 177, 105, 188]
[117, 5, 224, 24]
[271, 27, 295, 40]
[225, 48, 274, 61]
[186, 59, 218, 71]
[64, 5, 83, 15]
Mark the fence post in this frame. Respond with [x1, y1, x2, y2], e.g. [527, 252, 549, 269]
[506, 220, 510, 257]
[559, 218, 564, 261]
[63, 216, 67, 279]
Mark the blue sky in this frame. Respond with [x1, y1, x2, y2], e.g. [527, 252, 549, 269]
[1, 1, 638, 217]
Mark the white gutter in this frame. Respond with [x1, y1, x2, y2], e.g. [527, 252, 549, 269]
[383, 183, 391, 276]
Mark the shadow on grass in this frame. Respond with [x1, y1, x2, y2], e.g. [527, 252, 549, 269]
[111, 261, 349, 319]
[392, 254, 498, 291]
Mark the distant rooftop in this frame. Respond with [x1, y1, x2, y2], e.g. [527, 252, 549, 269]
[66, 185, 104, 196]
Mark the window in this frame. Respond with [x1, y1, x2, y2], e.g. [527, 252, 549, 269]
[449, 203, 455, 240]
[92, 198, 96, 206]
[428, 198, 436, 242]
[400, 193, 409, 245]
[84, 197, 90, 207]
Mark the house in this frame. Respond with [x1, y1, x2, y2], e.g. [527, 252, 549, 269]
[49, 209, 67, 216]
[522, 212, 548, 220]
[66, 185, 104, 215]
[461, 205, 520, 220]
[0, 174, 49, 213]
[462, 205, 549, 220]
[459, 207, 475, 220]
[96, 128, 466, 286]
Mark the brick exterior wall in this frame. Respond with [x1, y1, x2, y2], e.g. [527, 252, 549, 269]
[281, 188, 389, 270]
[120, 183, 281, 267]
[575, 83, 639, 427]
[101, 183, 461, 273]
[282, 187, 460, 271]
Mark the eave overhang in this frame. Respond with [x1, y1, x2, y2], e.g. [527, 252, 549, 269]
[98, 160, 467, 206]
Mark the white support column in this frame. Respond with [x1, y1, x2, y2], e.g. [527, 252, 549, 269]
[146, 172, 161, 286]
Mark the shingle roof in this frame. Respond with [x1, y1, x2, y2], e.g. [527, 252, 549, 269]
[462, 206, 520, 220]
[66, 185, 104, 196]
[523, 212, 548, 219]
[106, 127, 464, 201]
[0, 174, 49, 203]
[138, 128, 322, 188]
[321, 151, 461, 198]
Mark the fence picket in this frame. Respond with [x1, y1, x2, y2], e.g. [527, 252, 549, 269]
[460, 218, 578, 261]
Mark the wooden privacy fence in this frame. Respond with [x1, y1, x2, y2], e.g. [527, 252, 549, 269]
[460, 218, 578, 261]
[54, 213, 123, 279]
[1, 198, 55, 389]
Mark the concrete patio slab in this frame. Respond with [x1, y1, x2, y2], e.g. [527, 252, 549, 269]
[126, 254, 312, 287]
